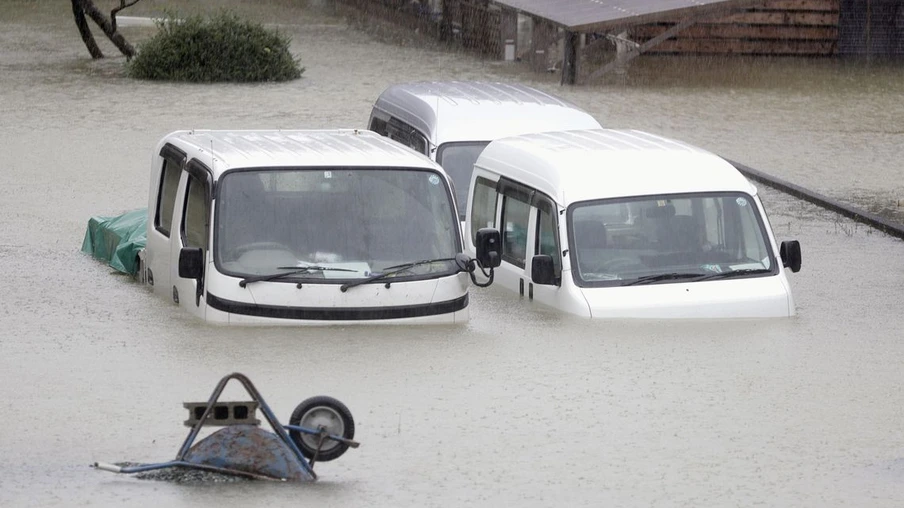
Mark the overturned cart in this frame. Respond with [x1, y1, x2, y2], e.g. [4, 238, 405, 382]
[93, 373, 358, 481]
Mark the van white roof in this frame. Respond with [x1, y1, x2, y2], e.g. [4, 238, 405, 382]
[156, 129, 441, 180]
[475, 129, 757, 205]
[372, 81, 602, 146]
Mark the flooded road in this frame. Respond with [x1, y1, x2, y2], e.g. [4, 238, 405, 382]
[1, 1, 903, 506]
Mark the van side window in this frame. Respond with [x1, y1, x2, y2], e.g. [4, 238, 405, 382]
[536, 202, 561, 275]
[409, 132, 428, 155]
[369, 116, 388, 136]
[154, 158, 182, 237]
[501, 195, 530, 268]
[182, 173, 210, 251]
[470, 177, 498, 245]
[387, 117, 428, 155]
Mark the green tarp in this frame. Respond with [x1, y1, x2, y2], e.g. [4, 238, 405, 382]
[81, 208, 147, 275]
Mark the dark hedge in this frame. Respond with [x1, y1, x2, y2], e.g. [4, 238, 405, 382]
[128, 11, 303, 82]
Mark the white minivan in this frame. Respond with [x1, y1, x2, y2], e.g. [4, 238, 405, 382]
[143, 129, 499, 325]
[464, 129, 802, 319]
[368, 81, 603, 218]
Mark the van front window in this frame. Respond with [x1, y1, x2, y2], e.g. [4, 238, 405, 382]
[215, 168, 461, 282]
[436, 141, 490, 215]
[568, 193, 776, 287]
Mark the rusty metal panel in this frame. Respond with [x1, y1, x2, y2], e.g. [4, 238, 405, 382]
[184, 425, 311, 481]
[492, 0, 766, 31]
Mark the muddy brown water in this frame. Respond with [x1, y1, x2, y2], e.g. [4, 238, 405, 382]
[1, 1, 903, 507]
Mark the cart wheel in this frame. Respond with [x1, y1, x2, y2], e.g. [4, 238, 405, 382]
[289, 396, 355, 462]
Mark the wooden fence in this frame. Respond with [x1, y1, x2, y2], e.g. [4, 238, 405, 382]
[334, 0, 901, 59]
[333, 0, 502, 56]
[628, 0, 842, 56]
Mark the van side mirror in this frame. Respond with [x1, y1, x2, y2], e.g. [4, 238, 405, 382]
[779, 240, 801, 273]
[475, 228, 501, 268]
[531, 255, 556, 285]
[179, 247, 204, 279]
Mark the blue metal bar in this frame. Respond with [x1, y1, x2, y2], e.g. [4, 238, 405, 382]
[93, 460, 285, 481]
[283, 424, 360, 448]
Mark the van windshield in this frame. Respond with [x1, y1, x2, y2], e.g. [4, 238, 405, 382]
[214, 168, 461, 281]
[436, 141, 490, 218]
[567, 192, 776, 287]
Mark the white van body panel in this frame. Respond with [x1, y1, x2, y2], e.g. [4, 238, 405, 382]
[465, 129, 798, 319]
[156, 129, 445, 174]
[474, 129, 759, 203]
[370, 81, 602, 148]
[204, 269, 470, 325]
[369, 81, 602, 217]
[581, 277, 791, 319]
[145, 152, 173, 300]
[169, 170, 207, 320]
[146, 129, 470, 325]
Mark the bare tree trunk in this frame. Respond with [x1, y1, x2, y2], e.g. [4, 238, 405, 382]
[111, 0, 141, 33]
[81, 0, 136, 58]
[70, 0, 139, 59]
[71, 0, 104, 59]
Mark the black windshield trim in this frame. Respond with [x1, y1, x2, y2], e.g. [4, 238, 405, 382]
[340, 257, 460, 291]
[207, 293, 468, 321]
[620, 272, 708, 286]
[236, 267, 460, 286]
[691, 268, 775, 282]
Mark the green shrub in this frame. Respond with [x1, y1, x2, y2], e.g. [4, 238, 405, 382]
[128, 11, 303, 82]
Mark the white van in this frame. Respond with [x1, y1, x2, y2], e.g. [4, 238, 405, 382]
[143, 129, 499, 325]
[368, 81, 603, 218]
[464, 129, 802, 319]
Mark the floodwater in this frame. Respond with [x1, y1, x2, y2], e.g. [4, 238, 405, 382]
[1, 1, 903, 506]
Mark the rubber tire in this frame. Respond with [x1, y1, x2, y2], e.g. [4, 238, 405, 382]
[288, 396, 355, 462]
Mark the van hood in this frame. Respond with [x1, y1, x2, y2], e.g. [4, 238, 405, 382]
[582, 276, 793, 319]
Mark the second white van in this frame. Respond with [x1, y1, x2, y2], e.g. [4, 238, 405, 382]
[368, 81, 603, 218]
[464, 129, 802, 319]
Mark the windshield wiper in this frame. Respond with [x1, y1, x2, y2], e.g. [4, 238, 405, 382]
[692, 268, 773, 282]
[622, 272, 706, 286]
[340, 257, 457, 292]
[239, 265, 358, 287]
